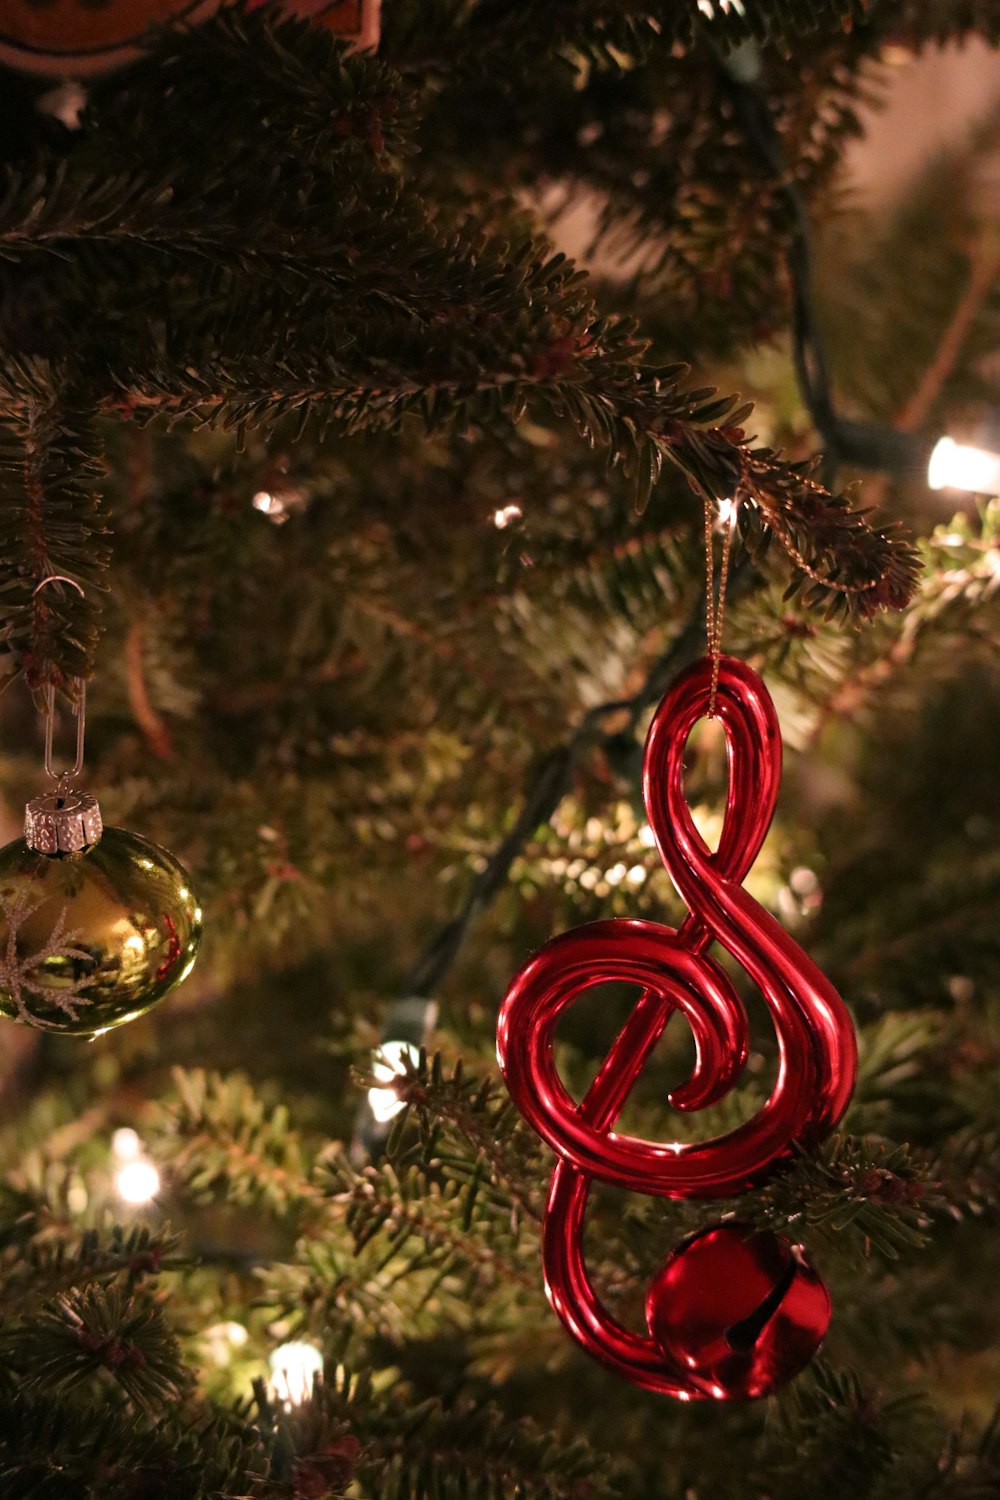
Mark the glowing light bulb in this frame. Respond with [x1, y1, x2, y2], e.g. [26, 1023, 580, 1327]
[367, 1039, 420, 1124]
[204, 1321, 249, 1367]
[252, 486, 306, 525]
[927, 437, 1000, 497]
[115, 1158, 160, 1206]
[253, 490, 282, 520]
[67, 1177, 89, 1215]
[269, 1340, 323, 1406]
[111, 1127, 142, 1163]
[492, 504, 522, 530]
[112, 1128, 159, 1204]
[717, 496, 738, 527]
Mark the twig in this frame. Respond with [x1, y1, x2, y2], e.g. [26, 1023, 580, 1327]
[804, 632, 914, 750]
[125, 620, 174, 760]
[895, 241, 1000, 434]
[858, 239, 1000, 511]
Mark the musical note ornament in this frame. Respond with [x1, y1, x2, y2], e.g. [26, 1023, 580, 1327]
[497, 655, 857, 1399]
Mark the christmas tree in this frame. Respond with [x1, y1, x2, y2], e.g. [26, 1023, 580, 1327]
[0, 3, 997, 1496]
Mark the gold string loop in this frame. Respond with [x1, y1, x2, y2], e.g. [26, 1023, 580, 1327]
[702, 494, 739, 719]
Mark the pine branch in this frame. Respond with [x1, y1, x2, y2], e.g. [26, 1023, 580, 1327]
[86, 10, 416, 172]
[0, 14, 920, 622]
[281, 1361, 621, 1500]
[1, 1284, 187, 1417]
[380, 1053, 548, 1227]
[772, 500, 1000, 752]
[385, 0, 871, 74]
[318, 1145, 540, 1293]
[86, 341, 919, 618]
[757, 1363, 943, 1500]
[0, 1225, 180, 1318]
[0, 1386, 266, 1500]
[0, 389, 109, 692]
[154, 1068, 320, 1215]
[736, 1135, 934, 1260]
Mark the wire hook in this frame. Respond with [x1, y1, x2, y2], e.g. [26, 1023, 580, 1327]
[32, 575, 87, 785]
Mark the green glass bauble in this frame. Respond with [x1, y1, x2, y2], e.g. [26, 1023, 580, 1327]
[0, 827, 202, 1036]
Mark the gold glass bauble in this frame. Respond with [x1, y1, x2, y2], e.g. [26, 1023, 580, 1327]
[0, 828, 202, 1036]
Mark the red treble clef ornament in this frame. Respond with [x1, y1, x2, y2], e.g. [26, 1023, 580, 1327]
[497, 654, 856, 1400]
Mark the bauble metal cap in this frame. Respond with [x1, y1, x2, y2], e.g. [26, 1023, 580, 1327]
[25, 788, 103, 855]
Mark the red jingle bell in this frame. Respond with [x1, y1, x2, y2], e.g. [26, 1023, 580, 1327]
[645, 1223, 831, 1400]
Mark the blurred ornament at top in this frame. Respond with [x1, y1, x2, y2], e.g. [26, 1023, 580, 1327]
[0, 0, 380, 78]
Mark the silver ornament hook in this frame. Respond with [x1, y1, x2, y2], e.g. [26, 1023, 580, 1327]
[24, 576, 101, 855]
[32, 575, 87, 786]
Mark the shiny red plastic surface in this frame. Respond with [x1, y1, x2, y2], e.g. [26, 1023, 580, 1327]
[496, 655, 856, 1398]
[646, 1223, 831, 1399]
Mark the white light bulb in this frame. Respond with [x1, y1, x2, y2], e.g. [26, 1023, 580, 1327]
[67, 1178, 89, 1216]
[927, 437, 1000, 497]
[115, 1158, 160, 1206]
[111, 1127, 142, 1163]
[269, 1340, 323, 1406]
[367, 1039, 421, 1124]
[203, 1321, 249, 1367]
[717, 496, 738, 527]
[492, 503, 522, 530]
[253, 486, 306, 525]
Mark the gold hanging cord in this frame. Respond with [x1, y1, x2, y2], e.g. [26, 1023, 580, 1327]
[701, 494, 739, 720]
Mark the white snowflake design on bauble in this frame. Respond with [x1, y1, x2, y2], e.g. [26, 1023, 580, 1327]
[0, 884, 96, 1028]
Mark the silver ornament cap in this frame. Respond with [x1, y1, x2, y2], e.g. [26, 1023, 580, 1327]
[25, 786, 103, 855]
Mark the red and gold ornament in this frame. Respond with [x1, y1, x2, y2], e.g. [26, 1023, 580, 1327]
[497, 654, 856, 1399]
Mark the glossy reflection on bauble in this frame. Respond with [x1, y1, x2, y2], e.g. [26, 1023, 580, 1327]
[0, 827, 202, 1036]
